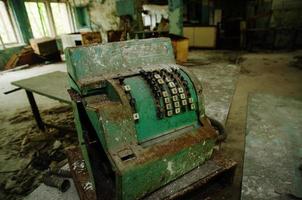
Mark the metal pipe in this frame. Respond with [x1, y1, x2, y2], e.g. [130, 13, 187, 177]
[43, 175, 70, 192]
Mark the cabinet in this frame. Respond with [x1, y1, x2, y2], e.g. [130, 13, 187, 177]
[183, 26, 217, 48]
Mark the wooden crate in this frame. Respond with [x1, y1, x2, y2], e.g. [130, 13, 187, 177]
[29, 37, 58, 56]
[81, 32, 102, 45]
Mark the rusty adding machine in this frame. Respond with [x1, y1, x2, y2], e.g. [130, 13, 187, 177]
[66, 38, 226, 200]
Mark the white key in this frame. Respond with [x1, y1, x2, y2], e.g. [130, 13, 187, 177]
[167, 110, 173, 117]
[175, 108, 181, 114]
[133, 113, 139, 120]
[124, 85, 131, 91]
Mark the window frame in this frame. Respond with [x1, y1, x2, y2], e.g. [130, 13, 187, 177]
[25, 0, 75, 38]
[0, 0, 22, 47]
[49, 1, 75, 35]
[25, 1, 53, 38]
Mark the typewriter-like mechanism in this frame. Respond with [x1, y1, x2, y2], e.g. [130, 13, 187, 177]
[66, 38, 219, 200]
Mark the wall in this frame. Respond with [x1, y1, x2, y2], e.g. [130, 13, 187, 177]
[247, 0, 302, 49]
[0, 1, 31, 71]
[70, 0, 120, 42]
[247, 0, 302, 28]
[89, 1, 120, 41]
[168, 0, 183, 35]
[270, 0, 302, 27]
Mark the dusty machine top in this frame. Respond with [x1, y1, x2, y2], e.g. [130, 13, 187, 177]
[65, 37, 176, 87]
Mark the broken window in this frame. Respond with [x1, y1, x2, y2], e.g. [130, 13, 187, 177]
[50, 2, 73, 35]
[25, 2, 52, 38]
[0, 1, 18, 45]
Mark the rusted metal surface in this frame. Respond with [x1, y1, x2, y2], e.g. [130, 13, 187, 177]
[42, 175, 71, 192]
[65, 146, 236, 200]
[66, 38, 223, 199]
[137, 119, 217, 164]
[65, 147, 97, 200]
[65, 38, 175, 84]
[144, 152, 237, 200]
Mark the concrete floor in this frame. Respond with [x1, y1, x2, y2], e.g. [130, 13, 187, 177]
[242, 93, 302, 199]
[1, 50, 302, 199]
[222, 51, 302, 199]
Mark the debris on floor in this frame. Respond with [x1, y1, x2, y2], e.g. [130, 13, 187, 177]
[0, 106, 77, 200]
[289, 55, 302, 70]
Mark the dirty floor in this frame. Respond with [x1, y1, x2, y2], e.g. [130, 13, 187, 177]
[0, 63, 78, 200]
[242, 93, 302, 200]
[1, 51, 302, 200]
[218, 51, 302, 200]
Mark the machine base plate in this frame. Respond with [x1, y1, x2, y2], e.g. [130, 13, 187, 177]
[66, 147, 237, 200]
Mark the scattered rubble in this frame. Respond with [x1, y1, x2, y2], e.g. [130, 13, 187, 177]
[290, 55, 302, 70]
[0, 106, 77, 200]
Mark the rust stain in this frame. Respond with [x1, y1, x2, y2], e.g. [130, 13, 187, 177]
[105, 104, 131, 122]
[135, 118, 217, 164]
[65, 147, 97, 200]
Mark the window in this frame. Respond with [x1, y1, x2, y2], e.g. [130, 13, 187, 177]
[50, 2, 73, 35]
[25, 2, 52, 38]
[0, 1, 18, 45]
[25, 1, 74, 38]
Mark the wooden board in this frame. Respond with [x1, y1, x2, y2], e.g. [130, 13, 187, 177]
[30, 37, 58, 56]
[11, 71, 71, 104]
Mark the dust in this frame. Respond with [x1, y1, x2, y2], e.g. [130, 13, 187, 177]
[0, 106, 78, 200]
[8, 111, 32, 124]
[240, 66, 251, 74]
[289, 55, 302, 70]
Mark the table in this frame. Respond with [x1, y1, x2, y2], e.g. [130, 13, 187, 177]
[9, 71, 71, 130]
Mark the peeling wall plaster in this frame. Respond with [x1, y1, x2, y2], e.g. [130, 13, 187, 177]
[69, 0, 120, 42]
[89, 1, 120, 42]
[69, 0, 90, 7]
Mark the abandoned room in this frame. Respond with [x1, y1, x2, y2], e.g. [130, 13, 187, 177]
[0, 0, 301, 199]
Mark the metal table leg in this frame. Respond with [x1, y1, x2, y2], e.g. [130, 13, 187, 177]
[25, 90, 45, 131]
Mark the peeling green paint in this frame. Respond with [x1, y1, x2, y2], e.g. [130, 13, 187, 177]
[8, 0, 33, 43]
[66, 38, 217, 199]
[168, 0, 183, 36]
[74, 6, 90, 29]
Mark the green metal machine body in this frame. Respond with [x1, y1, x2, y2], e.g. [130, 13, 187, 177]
[65, 38, 218, 200]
